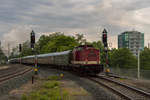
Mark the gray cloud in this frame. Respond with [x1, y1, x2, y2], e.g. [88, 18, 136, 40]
[0, 0, 150, 49]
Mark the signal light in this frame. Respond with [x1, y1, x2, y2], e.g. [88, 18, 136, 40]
[102, 29, 108, 47]
[31, 35, 35, 44]
[103, 34, 107, 43]
[30, 30, 35, 48]
[31, 30, 35, 44]
[19, 44, 22, 52]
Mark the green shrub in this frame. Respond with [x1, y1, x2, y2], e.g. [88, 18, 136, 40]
[43, 81, 59, 89]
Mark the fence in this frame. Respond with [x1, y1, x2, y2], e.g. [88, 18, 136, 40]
[109, 67, 150, 80]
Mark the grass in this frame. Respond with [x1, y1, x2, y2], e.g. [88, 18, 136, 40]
[62, 87, 88, 96]
[22, 75, 71, 100]
[46, 75, 61, 80]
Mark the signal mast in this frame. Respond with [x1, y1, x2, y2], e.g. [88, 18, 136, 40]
[102, 29, 110, 74]
[30, 30, 38, 75]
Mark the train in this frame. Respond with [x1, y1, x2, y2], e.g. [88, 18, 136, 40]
[9, 45, 104, 75]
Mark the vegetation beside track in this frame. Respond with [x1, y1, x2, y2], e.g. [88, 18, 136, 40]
[21, 75, 72, 100]
[0, 48, 7, 64]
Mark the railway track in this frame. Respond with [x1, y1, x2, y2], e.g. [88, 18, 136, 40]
[88, 75, 150, 100]
[0, 66, 18, 75]
[0, 67, 32, 83]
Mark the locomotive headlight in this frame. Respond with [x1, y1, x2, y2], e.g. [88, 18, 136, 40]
[106, 68, 110, 73]
[97, 60, 99, 64]
[86, 59, 88, 64]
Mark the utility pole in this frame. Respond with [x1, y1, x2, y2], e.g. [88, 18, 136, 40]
[0, 41, 1, 49]
[8, 43, 10, 59]
[137, 50, 140, 79]
[19, 44, 22, 64]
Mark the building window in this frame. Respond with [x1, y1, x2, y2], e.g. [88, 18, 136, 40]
[125, 34, 128, 41]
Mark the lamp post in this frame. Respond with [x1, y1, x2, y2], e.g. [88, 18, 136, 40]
[137, 49, 140, 79]
[19, 44, 22, 64]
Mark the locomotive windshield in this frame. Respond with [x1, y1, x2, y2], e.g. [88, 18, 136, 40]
[74, 45, 94, 51]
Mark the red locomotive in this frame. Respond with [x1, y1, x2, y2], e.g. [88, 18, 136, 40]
[71, 45, 103, 74]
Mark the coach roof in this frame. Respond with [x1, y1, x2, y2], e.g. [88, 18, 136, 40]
[38, 50, 71, 58]
[22, 50, 71, 59]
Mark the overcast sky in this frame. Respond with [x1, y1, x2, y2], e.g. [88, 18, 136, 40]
[1, 0, 150, 50]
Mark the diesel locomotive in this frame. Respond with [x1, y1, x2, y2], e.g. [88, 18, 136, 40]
[10, 45, 104, 75]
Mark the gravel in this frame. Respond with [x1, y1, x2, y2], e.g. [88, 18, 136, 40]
[39, 66, 119, 100]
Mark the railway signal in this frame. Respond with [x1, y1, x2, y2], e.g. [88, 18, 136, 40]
[102, 28, 110, 74]
[30, 30, 35, 48]
[30, 30, 38, 75]
[19, 44, 22, 64]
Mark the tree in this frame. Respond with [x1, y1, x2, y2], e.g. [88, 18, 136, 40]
[75, 34, 86, 45]
[9, 46, 19, 59]
[10, 33, 81, 57]
[36, 35, 52, 52]
[92, 41, 104, 50]
[0, 48, 7, 63]
[39, 33, 79, 53]
[110, 48, 137, 68]
[140, 47, 150, 70]
[20, 41, 33, 56]
[9, 41, 33, 58]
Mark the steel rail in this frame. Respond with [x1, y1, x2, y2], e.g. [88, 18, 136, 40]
[0, 66, 23, 75]
[88, 77, 132, 100]
[97, 75, 150, 98]
[0, 68, 32, 83]
[0, 67, 28, 79]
